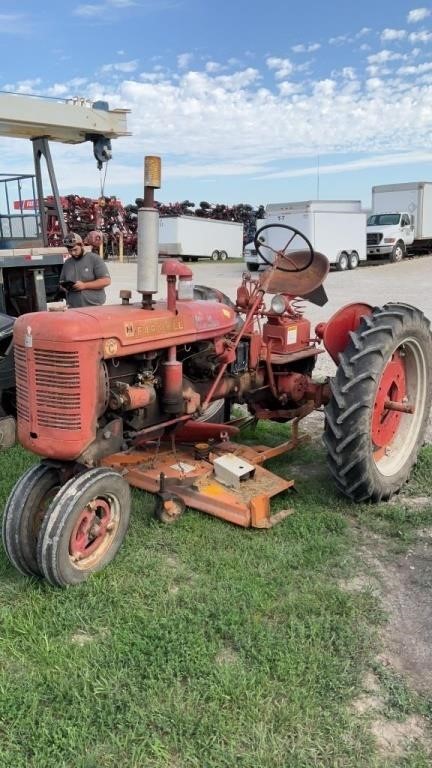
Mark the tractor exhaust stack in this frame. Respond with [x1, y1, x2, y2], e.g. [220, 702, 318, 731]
[137, 155, 161, 308]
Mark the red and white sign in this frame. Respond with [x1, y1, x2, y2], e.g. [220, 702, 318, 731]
[13, 199, 39, 211]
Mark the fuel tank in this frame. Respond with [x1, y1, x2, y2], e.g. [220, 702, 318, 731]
[13, 300, 237, 461]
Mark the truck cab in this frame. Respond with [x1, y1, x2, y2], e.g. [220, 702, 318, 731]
[366, 212, 414, 261]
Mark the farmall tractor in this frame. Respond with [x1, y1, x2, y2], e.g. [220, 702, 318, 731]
[3, 157, 432, 587]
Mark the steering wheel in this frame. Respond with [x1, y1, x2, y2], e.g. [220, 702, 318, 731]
[253, 223, 315, 273]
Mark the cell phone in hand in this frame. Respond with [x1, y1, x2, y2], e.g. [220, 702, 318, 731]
[60, 280, 76, 290]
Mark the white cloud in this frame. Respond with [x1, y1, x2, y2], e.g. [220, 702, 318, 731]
[74, 0, 136, 16]
[4, 52, 432, 193]
[100, 59, 139, 73]
[408, 30, 432, 43]
[397, 61, 432, 75]
[278, 81, 302, 96]
[74, 4, 102, 15]
[366, 77, 383, 90]
[0, 13, 29, 34]
[205, 61, 223, 73]
[139, 71, 168, 82]
[292, 42, 320, 53]
[177, 52, 193, 70]
[266, 57, 293, 79]
[407, 8, 431, 23]
[367, 49, 404, 64]
[2, 78, 42, 93]
[329, 35, 348, 46]
[258, 151, 432, 180]
[356, 27, 372, 38]
[341, 67, 356, 80]
[381, 28, 406, 41]
[330, 27, 371, 45]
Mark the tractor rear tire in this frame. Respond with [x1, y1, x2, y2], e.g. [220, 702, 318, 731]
[37, 467, 131, 587]
[2, 462, 61, 577]
[324, 303, 432, 502]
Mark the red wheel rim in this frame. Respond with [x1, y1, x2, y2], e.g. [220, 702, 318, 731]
[69, 498, 112, 560]
[372, 350, 406, 452]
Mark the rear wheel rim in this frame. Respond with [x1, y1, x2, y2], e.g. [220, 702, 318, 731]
[372, 339, 427, 476]
[339, 254, 348, 270]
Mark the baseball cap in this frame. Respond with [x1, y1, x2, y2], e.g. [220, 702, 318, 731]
[63, 232, 83, 247]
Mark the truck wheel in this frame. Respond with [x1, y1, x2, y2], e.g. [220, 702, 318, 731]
[337, 252, 349, 271]
[211, 250, 219, 262]
[183, 257, 190, 262]
[390, 242, 405, 262]
[2, 463, 61, 577]
[246, 263, 259, 272]
[348, 251, 359, 270]
[37, 467, 131, 587]
[191, 257, 199, 262]
[219, 250, 228, 261]
[324, 303, 432, 502]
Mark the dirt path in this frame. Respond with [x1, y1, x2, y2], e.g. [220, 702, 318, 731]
[352, 526, 432, 694]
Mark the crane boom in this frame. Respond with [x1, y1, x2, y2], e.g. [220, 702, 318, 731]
[0, 93, 130, 143]
[0, 92, 130, 245]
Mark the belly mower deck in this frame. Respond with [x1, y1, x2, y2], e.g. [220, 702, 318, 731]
[102, 422, 308, 529]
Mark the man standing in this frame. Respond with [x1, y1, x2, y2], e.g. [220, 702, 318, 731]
[60, 232, 111, 307]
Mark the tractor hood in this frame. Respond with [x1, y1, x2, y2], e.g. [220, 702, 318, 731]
[13, 300, 237, 358]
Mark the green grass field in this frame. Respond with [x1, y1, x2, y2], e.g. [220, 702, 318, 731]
[0, 421, 431, 768]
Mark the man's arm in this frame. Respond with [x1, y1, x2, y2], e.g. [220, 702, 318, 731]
[73, 276, 111, 291]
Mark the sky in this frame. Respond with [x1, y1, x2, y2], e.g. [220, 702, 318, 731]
[0, 0, 431, 209]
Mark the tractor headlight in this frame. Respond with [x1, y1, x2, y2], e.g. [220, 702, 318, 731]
[270, 294, 287, 314]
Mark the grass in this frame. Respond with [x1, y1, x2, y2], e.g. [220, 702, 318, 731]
[0, 423, 431, 767]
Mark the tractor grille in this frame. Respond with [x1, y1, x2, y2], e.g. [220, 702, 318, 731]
[367, 232, 382, 245]
[15, 345, 30, 422]
[15, 346, 82, 430]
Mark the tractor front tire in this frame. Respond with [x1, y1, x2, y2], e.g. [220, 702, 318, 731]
[2, 463, 61, 577]
[324, 303, 432, 502]
[37, 467, 131, 587]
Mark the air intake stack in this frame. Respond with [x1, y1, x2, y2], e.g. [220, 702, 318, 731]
[137, 155, 161, 308]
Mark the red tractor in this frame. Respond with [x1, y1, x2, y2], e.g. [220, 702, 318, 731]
[3, 157, 432, 587]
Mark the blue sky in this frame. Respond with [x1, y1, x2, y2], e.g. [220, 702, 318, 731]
[0, 0, 431, 209]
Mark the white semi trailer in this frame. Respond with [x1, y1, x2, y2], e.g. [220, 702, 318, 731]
[244, 200, 366, 271]
[158, 216, 243, 261]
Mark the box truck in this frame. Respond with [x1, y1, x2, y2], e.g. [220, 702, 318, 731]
[158, 216, 243, 261]
[243, 200, 366, 271]
[367, 182, 432, 261]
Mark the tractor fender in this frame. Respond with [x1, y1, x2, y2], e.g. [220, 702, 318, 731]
[317, 303, 373, 365]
